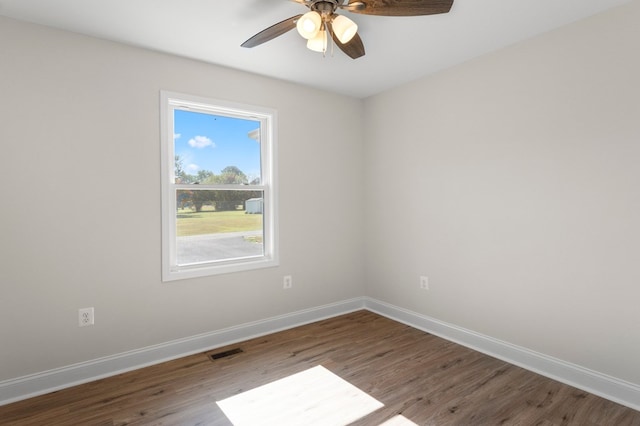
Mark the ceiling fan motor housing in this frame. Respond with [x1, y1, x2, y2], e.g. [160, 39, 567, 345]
[309, 1, 339, 18]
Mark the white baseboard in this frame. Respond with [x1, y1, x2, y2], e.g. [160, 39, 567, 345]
[2, 296, 639, 413]
[363, 297, 640, 412]
[0, 298, 366, 406]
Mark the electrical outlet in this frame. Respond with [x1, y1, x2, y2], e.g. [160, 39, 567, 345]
[283, 275, 293, 289]
[78, 307, 94, 327]
[419, 276, 429, 290]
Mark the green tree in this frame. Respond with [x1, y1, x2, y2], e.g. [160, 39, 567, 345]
[174, 155, 185, 183]
[175, 164, 259, 212]
[190, 184, 215, 213]
[175, 156, 193, 209]
[218, 166, 247, 184]
[196, 170, 215, 183]
[212, 166, 252, 211]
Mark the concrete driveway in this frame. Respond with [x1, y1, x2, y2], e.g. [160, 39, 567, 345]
[177, 230, 263, 264]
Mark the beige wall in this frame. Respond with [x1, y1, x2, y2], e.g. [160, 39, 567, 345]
[364, 1, 640, 384]
[0, 17, 365, 380]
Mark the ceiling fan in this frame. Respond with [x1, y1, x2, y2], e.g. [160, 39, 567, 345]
[241, 0, 454, 59]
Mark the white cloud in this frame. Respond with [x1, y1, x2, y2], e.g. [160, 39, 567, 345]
[174, 133, 181, 140]
[188, 135, 214, 149]
[186, 163, 199, 174]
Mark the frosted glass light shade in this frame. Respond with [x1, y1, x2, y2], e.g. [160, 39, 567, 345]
[332, 15, 358, 44]
[297, 11, 322, 39]
[307, 29, 327, 52]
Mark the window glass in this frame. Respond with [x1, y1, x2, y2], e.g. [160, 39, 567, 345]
[174, 110, 261, 185]
[175, 189, 264, 265]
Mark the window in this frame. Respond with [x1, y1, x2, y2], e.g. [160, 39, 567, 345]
[160, 91, 278, 281]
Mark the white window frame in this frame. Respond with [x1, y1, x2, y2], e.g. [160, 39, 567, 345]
[160, 91, 278, 281]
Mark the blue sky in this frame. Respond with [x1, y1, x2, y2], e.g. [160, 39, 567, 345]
[174, 109, 261, 181]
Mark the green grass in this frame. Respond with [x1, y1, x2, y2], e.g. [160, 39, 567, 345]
[177, 207, 262, 237]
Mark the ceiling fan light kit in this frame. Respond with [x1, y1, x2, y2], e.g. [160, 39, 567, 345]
[296, 11, 322, 39]
[307, 27, 328, 52]
[241, 0, 455, 59]
[297, 11, 356, 53]
[331, 14, 358, 44]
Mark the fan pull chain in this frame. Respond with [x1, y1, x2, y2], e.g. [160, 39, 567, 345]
[324, 21, 329, 58]
[325, 21, 334, 58]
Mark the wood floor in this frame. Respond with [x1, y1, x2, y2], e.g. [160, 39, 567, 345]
[1, 311, 638, 425]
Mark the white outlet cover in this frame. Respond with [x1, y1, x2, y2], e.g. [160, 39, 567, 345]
[79, 307, 94, 327]
[419, 276, 429, 290]
[283, 276, 292, 289]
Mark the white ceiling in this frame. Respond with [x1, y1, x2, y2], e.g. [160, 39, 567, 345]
[0, 0, 630, 98]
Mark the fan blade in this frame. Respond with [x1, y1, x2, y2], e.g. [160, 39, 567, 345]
[346, 0, 453, 16]
[330, 27, 365, 59]
[241, 14, 303, 48]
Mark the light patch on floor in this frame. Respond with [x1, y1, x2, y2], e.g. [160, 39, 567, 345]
[379, 415, 419, 425]
[217, 365, 385, 425]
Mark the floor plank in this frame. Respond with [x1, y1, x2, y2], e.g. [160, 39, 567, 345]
[1, 311, 638, 425]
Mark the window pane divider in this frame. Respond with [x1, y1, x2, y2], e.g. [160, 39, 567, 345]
[173, 184, 266, 191]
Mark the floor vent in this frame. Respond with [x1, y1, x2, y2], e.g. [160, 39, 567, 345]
[208, 348, 244, 361]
